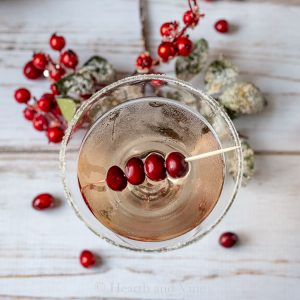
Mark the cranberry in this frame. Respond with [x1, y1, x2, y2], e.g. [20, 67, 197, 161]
[47, 127, 64, 143]
[50, 83, 59, 95]
[215, 19, 229, 33]
[49, 33, 66, 51]
[37, 93, 55, 112]
[157, 42, 177, 61]
[160, 22, 178, 37]
[136, 52, 153, 73]
[32, 193, 54, 210]
[125, 157, 145, 185]
[106, 166, 127, 191]
[32, 53, 48, 70]
[219, 232, 238, 248]
[14, 88, 31, 103]
[23, 61, 43, 80]
[183, 10, 199, 27]
[60, 50, 78, 69]
[23, 107, 36, 121]
[33, 115, 48, 131]
[166, 152, 189, 178]
[80, 250, 96, 268]
[176, 36, 193, 57]
[145, 153, 166, 181]
[49, 66, 65, 81]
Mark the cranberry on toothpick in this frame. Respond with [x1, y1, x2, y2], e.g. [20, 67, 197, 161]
[80, 250, 96, 268]
[32, 193, 54, 210]
[106, 166, 128, 191]
[219, 232, 238, 248]
[145, 153, 167, 181]
[166, 152, 189, 178]
[125, 157, 145, 185]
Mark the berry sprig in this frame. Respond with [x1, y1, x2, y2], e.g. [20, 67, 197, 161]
[135, 0, 204, 73]
[14, 33, 79, 143]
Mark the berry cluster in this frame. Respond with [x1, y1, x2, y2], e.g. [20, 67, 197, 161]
[14, 33, 79, 143]
[106, 152, 189, 191]
[136, 0, 204, 73]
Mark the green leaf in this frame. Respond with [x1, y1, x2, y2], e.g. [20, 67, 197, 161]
[57, 98, 79, 122]
[175, 38, 209, 81]
[204, 56, 238, 96]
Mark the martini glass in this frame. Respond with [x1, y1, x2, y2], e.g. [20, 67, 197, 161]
[60, 74, 243, 252]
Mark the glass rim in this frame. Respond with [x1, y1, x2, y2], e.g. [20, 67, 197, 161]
[59, 74, 243, 252]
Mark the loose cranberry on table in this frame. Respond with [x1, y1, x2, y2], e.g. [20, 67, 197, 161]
[166, 152, 189, 178]
[125, 157, 145, 185]
[47, 127, 64, 143]
[32, 52, 48, 70]
[23, 61, 43, 80]
[14, 88, 31, 103]
[32, 193, 54, 210]
[219, 232, 238, 248]
[215, 19, 229, 33]
[23, 107, 36, 121]
[49, 33, 66, 51]
[106, 165, 128, 191]
[157, 41, 177, 61]
[60, 49, 79, 69]
[145, 153, 167, 181]
[80, 250, 96, 268]
[32, 115, 48, 131]
[176, 36, 193, 57]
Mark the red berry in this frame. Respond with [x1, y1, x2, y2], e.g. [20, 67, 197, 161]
[219, 232, 238, 248]
[32, 193, 54, 210]
[47, 127, 64, 143]
[14, 88, 31, 103]
[32, 53, 48, 70]
[157, 42, 177, 61]
[145, 153, 166, 181]
[136, 52, 153, 73]
[60, 50, 78, 69]
[23, 61, 43, 80]
[80, 250, 96, 268]
[183, 10, 199, 27]
[49, 66, 65, 81]
[49, 33, 66, 51]
[23, 107, 36, 121]
[33, 115, 48, 131]
[50, 83, 59, 95]
[106, 166, 127, 191]
[125, 157, 145, 185]
[215, 19, 229, 33]
[37, 93, 55, 112]
[176, 36, 193, 57]
[166, 152, 189, 178]
[160, 22, 178, 37]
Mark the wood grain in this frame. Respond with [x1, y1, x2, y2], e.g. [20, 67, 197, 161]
[0, 153, 300, 299]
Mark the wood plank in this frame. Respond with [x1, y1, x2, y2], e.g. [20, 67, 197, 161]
[0, 153, 299, 299]
[0, 0, 300, 151]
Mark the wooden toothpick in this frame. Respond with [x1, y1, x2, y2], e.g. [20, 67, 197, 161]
[185, 146, 240, 162]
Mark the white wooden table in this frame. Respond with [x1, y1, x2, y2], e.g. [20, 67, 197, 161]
[1, 0, 300, 299]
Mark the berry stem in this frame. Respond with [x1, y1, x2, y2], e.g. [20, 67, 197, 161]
[185, 146, 240, 162]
